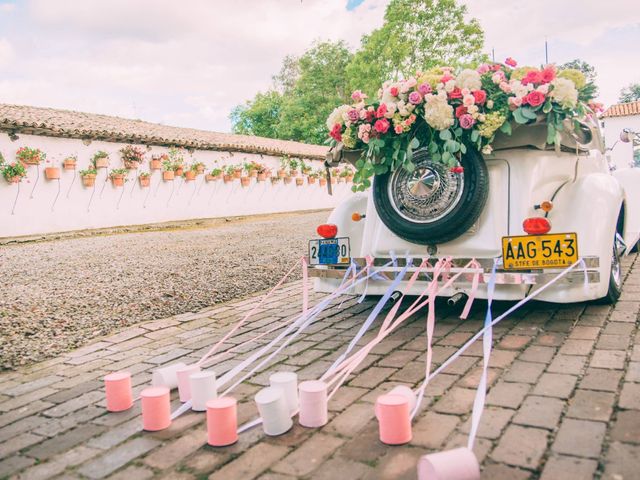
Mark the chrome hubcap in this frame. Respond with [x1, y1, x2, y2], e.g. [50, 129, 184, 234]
[388, 150, 464, 224]
[612, 242, 622, 288]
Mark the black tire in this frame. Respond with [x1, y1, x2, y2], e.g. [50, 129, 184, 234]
[598, 235, 622, 304]
[372, 147, 489, 245]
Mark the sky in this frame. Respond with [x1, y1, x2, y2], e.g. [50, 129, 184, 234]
[0, 0, 638, 134]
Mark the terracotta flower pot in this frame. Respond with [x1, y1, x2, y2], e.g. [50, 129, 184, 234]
[95, 158, 109, 168]
[111, 174, 125, 187]
[240, 176, 251, 187]
[150, 159, 162, 170]
[163, 170, 175, 181]
[307, 177, 316, 185]
[271, 177, 281, 184]
[278, 169, 287, 178]
[82, 174, 96, 187]
[124, 160, 139, 170]
[257, 172, 267, 182]
[7, 175, 22, 184]
[174, 167, 184, 176]
[196, 164, 205, 174]
[45, 167, 61, 180]
[63, 159, 76, 170]
[184, 170, 196, 181]
[22, 157, 41, 166]
[338, 177, 345, 183]
[346, 175, 354, 183]
[205, 174, 215, 182]
[233, 169, 242, 179]
[319, 178, 327, 186]
[215, 173, 223, 180]
[249, 170, 257, 178]
[223, 174, 233, 183]
[139, 176, 150, 187]
[284, 176, 292, 184]
[295, 177, 304, 186]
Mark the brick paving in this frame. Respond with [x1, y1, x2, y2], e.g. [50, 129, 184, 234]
[1, 255, 640, 479]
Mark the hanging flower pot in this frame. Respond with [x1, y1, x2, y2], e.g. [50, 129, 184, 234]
[139, 175, 151, 187]
[337, 176, 345, 183]
[124, 160, 139, 170]
[223, 174, 233, 183]
[233, 168, 242, 179]
[346, 175, 354, 183]
[319, 178, 327, 187]
[9, 175, 22, 184]
[110, 173, 126, 187]
[205, 174, 215, 182]
[196, 164, 205, 174]
[271, 176, 281, 185]
[184, 170, 196, 181]
[284, 176, 292, 185]
[16, 147, 45, 166]
[240, 176, 251, 187]
[257, 172, 267, 182]
[63, 157, 77, 170]
[249, 169, 257, 178]
[307, 176, 316, 185]
[81, 173, 97, 187]
[150, 159, 162, 170]
[174, 166, 184, 177]
[163, 170, 175, 181]
[45, 167, 61, 180]
[295, 177, 304, 187]
[277, 169, 287, 178]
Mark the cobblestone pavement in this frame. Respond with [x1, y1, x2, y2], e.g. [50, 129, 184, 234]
[1, 254, 639, 479]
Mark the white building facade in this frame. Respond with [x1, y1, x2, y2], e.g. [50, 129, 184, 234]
[602, 101, 640, 170]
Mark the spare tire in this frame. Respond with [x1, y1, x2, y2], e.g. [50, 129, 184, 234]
[372, 147, 489, 245]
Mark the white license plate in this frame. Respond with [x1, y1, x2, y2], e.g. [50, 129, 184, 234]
[309, 237, 350, 265]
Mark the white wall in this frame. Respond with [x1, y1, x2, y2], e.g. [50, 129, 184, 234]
[604, 115, 639, 170]
[0, 133, 352, 238]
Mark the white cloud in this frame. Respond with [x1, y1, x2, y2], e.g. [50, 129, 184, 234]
[0, 0, 637, 134]
[0, 3, 15, 13]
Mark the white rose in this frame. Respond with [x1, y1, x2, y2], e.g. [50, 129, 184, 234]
[486, 100, 494, 109]
[423, 94, 454, 131]
[326, 105, 351, 130]
[456, 69, 482, 91]
[550, 78, 578, 108]
[482, 145, 493, 155]
[444, 79, 456, 93]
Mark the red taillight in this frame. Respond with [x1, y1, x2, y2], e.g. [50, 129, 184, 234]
[317, 224, 338, 239]
[522, 217, 551, 235]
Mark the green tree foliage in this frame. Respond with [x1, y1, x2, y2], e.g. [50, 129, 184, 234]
[346, 0, 486, 97]
[559, 59, 598, 97]
[619, 83, 640, 103]
[230, 0, 486, 144]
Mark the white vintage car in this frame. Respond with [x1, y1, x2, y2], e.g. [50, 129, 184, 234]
[308, 120, 640, 304]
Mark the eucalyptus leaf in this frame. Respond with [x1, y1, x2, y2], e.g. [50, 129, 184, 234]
[470, 130, 480, 142]
[499, 121, 512, 135]
[521, 107, 537, 120]
[439, 129, 453, 141]
[409, 138, 420, 149]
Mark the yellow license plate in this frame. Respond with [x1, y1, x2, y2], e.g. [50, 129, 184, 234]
[502, 233, 578, 270]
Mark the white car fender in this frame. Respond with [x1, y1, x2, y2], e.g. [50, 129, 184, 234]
[536, 172, 623, 302]
[612, 168, 640, 253]
[327, 192, 368, 257]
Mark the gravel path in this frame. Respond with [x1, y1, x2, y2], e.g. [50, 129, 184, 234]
[0, 210, 328, 369]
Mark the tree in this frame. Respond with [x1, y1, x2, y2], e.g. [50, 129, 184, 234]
[619, 83, 640, 103]
[229, 90, 283, 139]
[272, 55, 300, 95]
[346, 0, 486, 97]
[559, 59, 598, 97]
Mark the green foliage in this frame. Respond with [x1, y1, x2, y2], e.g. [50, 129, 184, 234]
[109, 168, 128, 176]
[559, 59, 599, 98]
[619, 83, 640, 103]
[230, 0, 486, 145]
[79, 168, 97, 177]
[0, 155, 27, 181]
[346, 0, 486, 97]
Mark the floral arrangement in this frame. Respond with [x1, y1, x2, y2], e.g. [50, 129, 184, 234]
[120, 145, 146, 168]
[0, 154, 27, 183]
[16, 147, 46, 165]
[326, 58, 597, 191]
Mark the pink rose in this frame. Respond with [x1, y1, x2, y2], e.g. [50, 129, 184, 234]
[389, 86, 399, 97]
[418, 83, 432, 95]
[522, 70, 542, 85]
[441, 74, 454, 83]
[347, 109, 359, 122]
[540, 66, 556, 84]
[508, 97, 523, 108]
[499, 81, 511, 93]
[463, 95, 475, 107]
[492, 71, 506, 84]
[477, 64, 490, 74]
[455, 105, 467, 118]
[375, 103, 387, 119]
[505, 57, 517, 67]
[448, 87, 462, 99]
[374, 118, 390, 134]
[351, 90, 367, 102]
[526, 90, 545, 107]
[472, 90, 487, 105]
[408, 91, 423, 105]
[459, 114, 475, 129]
[394, 124, 404, 134]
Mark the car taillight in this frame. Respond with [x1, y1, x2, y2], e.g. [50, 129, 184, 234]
[522, 217, 551, 235]
[317, 224, 338, 239]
